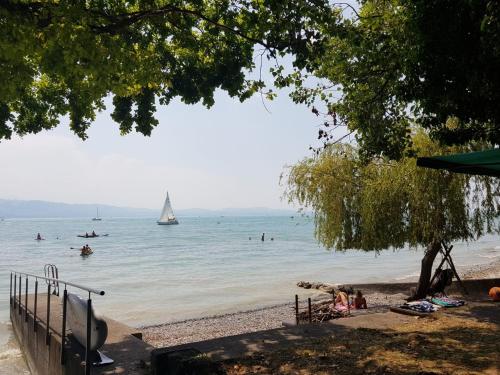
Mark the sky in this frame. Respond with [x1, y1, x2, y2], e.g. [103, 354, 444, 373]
[0, 87, 337, 210]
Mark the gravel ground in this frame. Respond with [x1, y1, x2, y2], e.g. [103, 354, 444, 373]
[142, 260, 499, 348]
[462, 258, 500, 279]
[142, 304, 295, 348]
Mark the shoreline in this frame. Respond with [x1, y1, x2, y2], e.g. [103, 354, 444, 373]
[142, 258, 499, 348]
[140, 301, 294, 329]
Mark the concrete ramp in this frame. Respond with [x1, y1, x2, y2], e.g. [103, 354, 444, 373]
[11, 293, 152, 375]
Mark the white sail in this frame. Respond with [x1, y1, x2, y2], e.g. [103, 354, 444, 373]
[158, 192, 179, 225]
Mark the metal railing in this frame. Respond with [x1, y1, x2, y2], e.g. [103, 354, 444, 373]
[10, 270, 105, 375]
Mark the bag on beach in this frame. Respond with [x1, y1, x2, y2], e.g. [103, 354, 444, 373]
[429, 268, 453, 295]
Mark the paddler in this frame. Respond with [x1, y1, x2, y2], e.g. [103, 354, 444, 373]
[80, 244, 93, 256]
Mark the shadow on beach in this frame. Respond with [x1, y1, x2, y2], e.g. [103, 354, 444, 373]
[223, 301, 499, 375]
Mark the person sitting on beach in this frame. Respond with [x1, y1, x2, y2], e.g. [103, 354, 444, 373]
[331, 288, 350, 312]
[353, 290, 367, 309]
[336, 289, 349, 305]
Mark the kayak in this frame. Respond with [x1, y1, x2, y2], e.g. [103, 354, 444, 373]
[77, 234, 109, 238]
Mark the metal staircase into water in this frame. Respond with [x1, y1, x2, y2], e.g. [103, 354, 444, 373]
[44, 264, 59, 296]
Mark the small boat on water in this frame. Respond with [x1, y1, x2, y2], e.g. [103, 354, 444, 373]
[157, 191, 179, 225]
[80, 246, 93, 256]
[77, 234, 108, 238]
[92, 208, 102, 221]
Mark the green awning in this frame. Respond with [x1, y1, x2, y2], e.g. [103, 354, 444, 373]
[417, 148, 500, 177]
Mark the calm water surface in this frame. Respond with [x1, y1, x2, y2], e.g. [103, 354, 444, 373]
[0, 216, 498, 373]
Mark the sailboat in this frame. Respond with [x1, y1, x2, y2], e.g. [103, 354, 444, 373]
[157, 192, 179, 225]
[92, 208, 102, 221]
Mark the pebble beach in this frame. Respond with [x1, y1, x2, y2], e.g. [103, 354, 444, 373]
[142, 259, 499, 348]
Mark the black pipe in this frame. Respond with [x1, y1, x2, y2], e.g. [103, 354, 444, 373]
[46, 284, 51, 345]
[25, 277, 28, 322]
[308, 298, 312, 323]
[34, 280, 38, 332]
[85, 296, 92, 375]
[18, 275, 22, 315]
[61, 289, 68, 365]
[295, 295, 299, 325]
[13, 274, 16, 309]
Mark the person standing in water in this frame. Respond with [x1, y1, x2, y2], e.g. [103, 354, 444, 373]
[261, 233, 265, 241]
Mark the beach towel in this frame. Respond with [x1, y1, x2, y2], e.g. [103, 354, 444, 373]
[430, 296, 465, 307]
[335, 303, 349, 312]
[401, 300, 440, 313]
[330, 303, 350, 313]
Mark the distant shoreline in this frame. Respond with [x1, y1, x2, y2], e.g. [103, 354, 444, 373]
[142, 258, 499, 348]
[0, 198, 301, 218]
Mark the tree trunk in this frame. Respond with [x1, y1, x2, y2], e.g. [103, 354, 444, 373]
[409, 239, 442, 301]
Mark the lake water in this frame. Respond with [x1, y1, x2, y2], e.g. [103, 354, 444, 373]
[0, 216, 499, 373]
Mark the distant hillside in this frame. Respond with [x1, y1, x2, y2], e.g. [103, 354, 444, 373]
[0, 199, 299, 218]
[0, 199, 157, 218]
[177, 207, 298, 217]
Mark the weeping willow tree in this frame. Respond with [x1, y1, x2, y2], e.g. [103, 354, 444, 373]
[284, 131, 500, 299]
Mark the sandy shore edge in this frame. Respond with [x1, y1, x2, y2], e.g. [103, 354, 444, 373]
[142, 259, 499, 348]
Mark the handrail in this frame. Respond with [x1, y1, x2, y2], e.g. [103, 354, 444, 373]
[11, 270, 105, 296]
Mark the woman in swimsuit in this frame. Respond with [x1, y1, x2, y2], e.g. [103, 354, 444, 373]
[353, 290, 367, 309]
[330, 288, 350, 312]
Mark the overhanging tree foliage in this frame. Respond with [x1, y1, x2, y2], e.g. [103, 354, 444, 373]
[0, 0, 334, 140]
[277, 0, 500, 159]
[4, 1, 497, 153]
[284, 131, 500, 298]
